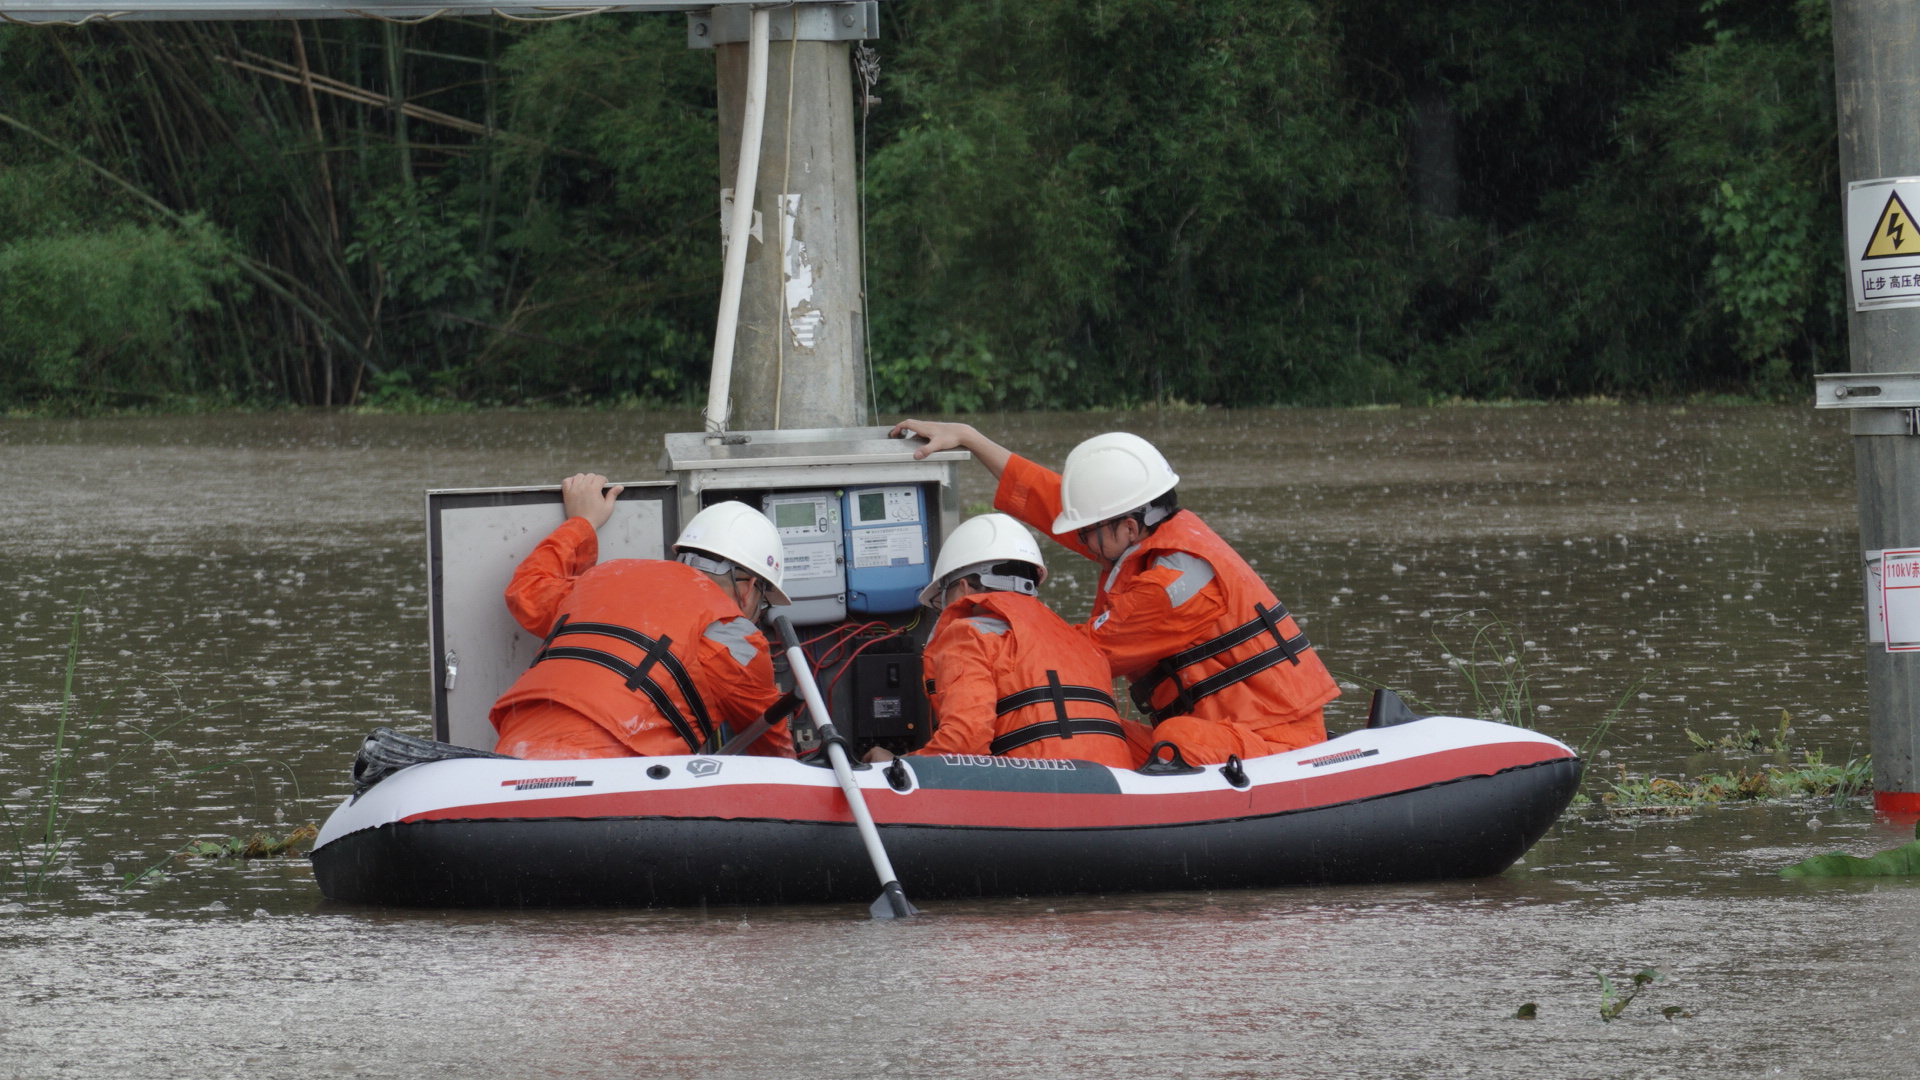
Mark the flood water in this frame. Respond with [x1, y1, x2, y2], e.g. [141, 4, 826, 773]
[2, 405, 1916, 1078]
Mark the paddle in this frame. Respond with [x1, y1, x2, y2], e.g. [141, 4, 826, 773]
[772, 615, 920, 919]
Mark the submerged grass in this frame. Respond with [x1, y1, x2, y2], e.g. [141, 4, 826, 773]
[1780, 821, 1920, 878]
[1599, 751, 1871, 815]
[1686, 709, 1793, 753]
[186, 825, 318, 862]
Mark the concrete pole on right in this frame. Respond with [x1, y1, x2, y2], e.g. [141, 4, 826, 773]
[1831, 0, 1920, 812]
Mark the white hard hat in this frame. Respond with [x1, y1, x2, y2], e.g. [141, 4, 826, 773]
[918, 513, 1048, 608]
[673, 501, 792, 605]
[1050, 432, 1180, 534]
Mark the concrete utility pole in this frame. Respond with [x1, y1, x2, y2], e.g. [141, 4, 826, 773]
[1827, 0, 1920, 813]
[693, 3, 876, 431]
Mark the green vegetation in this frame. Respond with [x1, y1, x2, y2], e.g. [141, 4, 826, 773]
[1781, 821, 1920, 878]
[186, 824, 318, 861]
[1, 597, 308, 901]
[1687, 709, 1794, 752]
[0, 0, 1844, 411]
[1600, 751, 1871, 814]
[1594, 967, 1680, 1023]
[1430, 613, 1536, 727]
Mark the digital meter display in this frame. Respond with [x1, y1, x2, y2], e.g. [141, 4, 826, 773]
[775, 501, 818, 531]
[858, 491, 886, 523]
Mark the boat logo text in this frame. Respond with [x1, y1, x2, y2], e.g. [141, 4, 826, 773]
[1297, 748, 1381, 769]
[500, 776, 596, 791]
[938, 754, 1077, 771]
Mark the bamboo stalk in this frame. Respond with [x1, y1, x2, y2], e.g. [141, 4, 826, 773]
[291, 21, 342, 245]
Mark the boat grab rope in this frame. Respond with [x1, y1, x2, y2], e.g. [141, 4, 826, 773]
[353, 726, 509, 796]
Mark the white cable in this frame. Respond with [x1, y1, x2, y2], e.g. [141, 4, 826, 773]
[703, 6, 772, 435]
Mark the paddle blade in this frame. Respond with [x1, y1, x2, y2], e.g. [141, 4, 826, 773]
[870, 881, 921, 919]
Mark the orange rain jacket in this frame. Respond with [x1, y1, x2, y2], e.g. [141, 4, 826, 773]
[488, 516, 791, 759]
[914, 590, 1140, 768]
[994, 455, 1338, 764]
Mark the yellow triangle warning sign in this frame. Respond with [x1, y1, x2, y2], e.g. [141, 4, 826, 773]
[1863, 190, 1920, 259]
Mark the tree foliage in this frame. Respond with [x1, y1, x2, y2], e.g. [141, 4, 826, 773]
[0, 0, 1847, 412]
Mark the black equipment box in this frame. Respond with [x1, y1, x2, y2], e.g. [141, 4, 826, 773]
[849, 652, 929, 749]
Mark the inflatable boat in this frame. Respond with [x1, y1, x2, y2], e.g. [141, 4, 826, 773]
[311, 711, 1582, 908]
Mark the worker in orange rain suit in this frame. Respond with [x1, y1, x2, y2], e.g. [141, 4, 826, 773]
[886, 423, 1339, 766]
[489, 473, 794, 760]
[865, 513, 1144, 769]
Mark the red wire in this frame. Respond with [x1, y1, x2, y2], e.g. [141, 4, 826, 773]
[811, 621, 890, 668]
[823, 633, 900, 716]
[801, 622, 862, 647]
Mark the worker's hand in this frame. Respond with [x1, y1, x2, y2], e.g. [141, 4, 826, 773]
[889, 419, 1013, 479]
[561, 473, 624, 531]
[889, 419, 977, 460]
[862, 746, 896, 763]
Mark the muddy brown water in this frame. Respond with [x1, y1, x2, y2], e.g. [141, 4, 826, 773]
[2, 406, 1916, 1078]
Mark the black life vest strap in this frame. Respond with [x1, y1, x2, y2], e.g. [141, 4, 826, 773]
[1128, 601, 1310, 724]
[988, 717, 1128, 757]
[546, 621, 719, 739]
[994, 682, 1119, 716]
[532, 620, 719, 753]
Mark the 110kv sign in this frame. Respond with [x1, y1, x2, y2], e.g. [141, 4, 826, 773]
[1847, 176, 1920, 310]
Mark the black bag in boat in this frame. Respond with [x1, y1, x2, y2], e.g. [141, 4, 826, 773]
[353, 727, 509, 795]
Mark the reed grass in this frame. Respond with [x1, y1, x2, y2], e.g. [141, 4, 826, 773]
[1599, 752, 1872, 815]
[1430, 612, 1536, 727]
[1, 597, 310, 901]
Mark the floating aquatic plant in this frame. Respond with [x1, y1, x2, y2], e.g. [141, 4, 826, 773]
[1686, 709, 1793, 753]
[1601, 751, 1870, 815]
[1594, 966, 1672, 1022]
[1780, 822, 1920, 878]
[186, 825, 319, 862]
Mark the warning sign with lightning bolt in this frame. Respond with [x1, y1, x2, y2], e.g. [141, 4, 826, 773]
[1862, 190, 1918, 259]
[1848, 177, 1920, 310]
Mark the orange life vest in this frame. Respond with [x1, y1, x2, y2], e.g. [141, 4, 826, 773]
[1098, 511, 1339, 731]
[491, 559, 761, 754]
[917, 591, 1134, 768]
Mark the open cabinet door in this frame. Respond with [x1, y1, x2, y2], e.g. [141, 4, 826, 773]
[427, 483, 678, 749]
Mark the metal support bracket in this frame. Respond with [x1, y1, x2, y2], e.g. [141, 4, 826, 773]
[1813, 372, 1920, 435]
[688, 2, 878, 48]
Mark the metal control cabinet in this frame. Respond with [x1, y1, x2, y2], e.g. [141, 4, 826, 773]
[425, 482, 678, 750]
[661, 426, 967, 572]
[423, 428, 965, 750]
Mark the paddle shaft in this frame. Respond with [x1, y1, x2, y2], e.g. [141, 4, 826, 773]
[772, 617, 908, 905]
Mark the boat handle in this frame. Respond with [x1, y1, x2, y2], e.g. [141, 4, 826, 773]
[443, 649, 459, 691]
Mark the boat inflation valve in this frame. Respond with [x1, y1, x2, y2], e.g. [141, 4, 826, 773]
[1137, 741, 1203, 776]
[885, 757, 913, 792]
[1220, 754, 1249, 788]
[647, 764, 671, 780]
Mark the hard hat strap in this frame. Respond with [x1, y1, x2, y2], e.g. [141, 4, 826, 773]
[678, 551, 736, 576]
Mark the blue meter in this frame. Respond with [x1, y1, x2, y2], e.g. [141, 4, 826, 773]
[842, 485, 930, 614]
